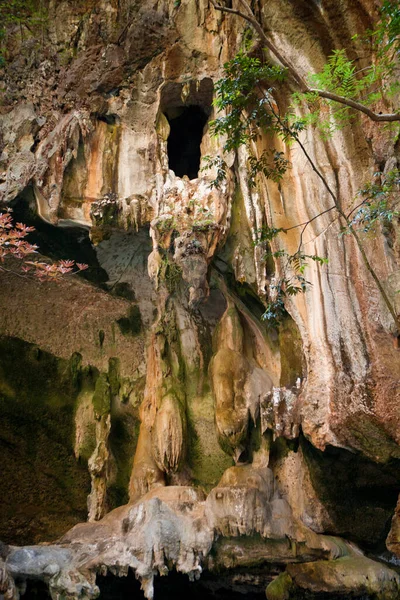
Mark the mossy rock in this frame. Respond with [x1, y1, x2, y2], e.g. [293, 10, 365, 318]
[266, 572, 294, 600]
[186, 393, 233, 491]
[0, 336, 90, 545]
[218, 185, 258, 290]
[108, 357, 121, 397]
[69, 352, 83, 388]
[108, 413, 140, 509]
[160, 256, 182, 294]
[92, 372, 111, 418]
[113, 282, 136, 301]
[279, 316, 303, 388]
[342, 409, 400, 463]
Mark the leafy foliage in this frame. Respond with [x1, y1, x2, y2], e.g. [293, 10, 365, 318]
[209, 56, 328, 325]
[294, 53, 399, 137]
[347, 168, 400, 233]
[313, 50, 385, 99]
[256, 226, 286, 243]
[250, 226, 327, 325]
[374, 0, 400, 57]
[261, 249, 328, 327]
[0, 210, 88, 280]
[0, 0, 48, 65]
[210, 0, 400, 332]
[211, 51, 287, 153]
[292, 49, 381, 136]
[209, 52, 310, 171]
[248, 150, 290, 185]
[207, 53, 302, 190]
[292, 1, 400, 137]
[201, 156, 228, 189]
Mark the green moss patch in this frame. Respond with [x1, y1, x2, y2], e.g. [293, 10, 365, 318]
[279, 316, 303, 388]
[186, 393, 233, 491]
[0, 336, 90, 545]
[266, 572, 294, 600]
[113, 282, 136, 301]
[92, 372, 111, 418]
[108, 413, 140, 509]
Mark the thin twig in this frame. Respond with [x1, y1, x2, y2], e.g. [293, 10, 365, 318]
[211, 1, 400, 329]
[0, 265, 31, 279]
[284, 205, 337, 232]
[346, 198, 369, 220]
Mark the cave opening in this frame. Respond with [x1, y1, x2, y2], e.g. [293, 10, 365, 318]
[160, 78, 214, 181]
[20, 579, 52, 599]
[20, 571, 267, 600]
[9, 187, 108, 286]
[95, 569, 268, 599]
[165, 105, 209, 180]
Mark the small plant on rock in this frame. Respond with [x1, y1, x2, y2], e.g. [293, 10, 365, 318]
[0, 209, 88, 280]
[160, 254, 182, 294]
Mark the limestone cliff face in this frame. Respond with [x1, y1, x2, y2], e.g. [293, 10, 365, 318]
[0, 1, 400, 599]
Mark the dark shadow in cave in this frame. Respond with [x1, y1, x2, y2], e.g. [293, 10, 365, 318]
[268, 434, 400, 553]
[96, 570, 142, 599]
[0, 337, 91, 546]
[22, 570, 268, 600]
[166, 105, 209, 180]
[9, 187, 108, 286]
[20, 580, 52, 599]
[96, 569, 268, 600]
[22, 568, 386, 600]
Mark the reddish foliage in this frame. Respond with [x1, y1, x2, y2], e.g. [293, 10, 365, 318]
[0, 210, 88, 281]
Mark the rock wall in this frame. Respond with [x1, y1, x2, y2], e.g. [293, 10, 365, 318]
[0, 1, 399, 599]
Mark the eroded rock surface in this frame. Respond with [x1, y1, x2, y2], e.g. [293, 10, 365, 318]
[1, 0, 400, 598]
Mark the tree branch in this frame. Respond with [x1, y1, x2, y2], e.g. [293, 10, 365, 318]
[211, 2, 400, 330]
[209, 0, 248, 20]
[210, 0, 305, 88]
[311, 88, 400, 122]
[284, 204, 337, 232]
[211, 0, 400, 122]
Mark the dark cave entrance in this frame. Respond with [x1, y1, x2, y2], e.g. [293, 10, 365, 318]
[22, 568, 392, 600]
[20, 580, 52, 599]
[9, 187, 108, 286]
[21, 571, 265, 600]
[95, 569, 268, 600]
[165, 105, 209, 180]
[160, 78, 214, 181]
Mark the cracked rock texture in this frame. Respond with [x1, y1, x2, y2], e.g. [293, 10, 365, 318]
[0, 0, 400, 599]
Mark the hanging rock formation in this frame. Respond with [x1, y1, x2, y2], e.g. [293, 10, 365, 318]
[210, 297, 274, 460]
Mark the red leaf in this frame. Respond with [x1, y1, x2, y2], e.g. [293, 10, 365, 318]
[59, 259, 75, 268]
